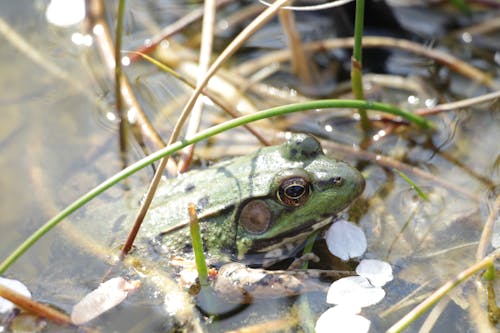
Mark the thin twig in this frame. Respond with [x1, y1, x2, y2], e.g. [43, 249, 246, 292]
[278, 9, 314, 85]
[475, 193, 500, 261]
[130, 51, 270, 146]
[415, 90, 500, 116]
[215, 3, 265, 33]
[452, 15, 500, 37]
[235, 36, 498, 89]
[178, 0, 216, 172]
[417, 297, 451, 333]
[128, 0, 232, 63]
[115, 0, 127, 167]
[0, 285, 73, 326]
[387, 256, 494, 333]
[87, 0, 170, 153]
[153, 41, 261, 116]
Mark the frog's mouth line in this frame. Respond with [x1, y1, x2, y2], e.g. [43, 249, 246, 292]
[246, 189, 364, 253]
[247, 215, 336, 253]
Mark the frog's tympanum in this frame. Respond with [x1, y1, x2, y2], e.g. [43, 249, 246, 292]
[145, 134, 365, 265]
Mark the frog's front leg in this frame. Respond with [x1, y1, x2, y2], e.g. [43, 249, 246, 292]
[288, 252, 320, 269]
[211, 262, 355, 302]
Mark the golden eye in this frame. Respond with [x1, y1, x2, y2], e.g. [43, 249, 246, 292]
[276, 177, 311, 207]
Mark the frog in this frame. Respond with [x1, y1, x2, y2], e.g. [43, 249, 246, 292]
[143, 133, 365, 266]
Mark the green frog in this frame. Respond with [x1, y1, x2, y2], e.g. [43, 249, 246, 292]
[143, 134, 365, 265]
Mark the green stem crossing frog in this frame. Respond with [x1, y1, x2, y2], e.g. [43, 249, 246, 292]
[144, 134, 365, 266]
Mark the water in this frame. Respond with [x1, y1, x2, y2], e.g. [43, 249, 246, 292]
[1, 1, 499, 332]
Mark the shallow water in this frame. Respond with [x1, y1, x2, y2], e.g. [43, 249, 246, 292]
[1, 1, 499, 332]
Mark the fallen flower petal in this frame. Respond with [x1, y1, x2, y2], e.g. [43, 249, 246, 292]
[356, 259, 394, 287]
[325, 220, 367, 261]
[315, 305, 370, 333]
[71, 277, 140, 325]
[327, 276, 385, 308]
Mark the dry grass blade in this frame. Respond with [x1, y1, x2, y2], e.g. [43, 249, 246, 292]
[235, 36, 498, 89]
[417, 297, 450, 333]
[452, 16, 500, 37]
[279, 9, 315, 85]
[387, 256, 494, 333]
[87, 0, 169, 154]
[178, 0, 216, 172]
[0, 285, 73, 327]
[416, 90, 500, 116]
[129, 0, 232, 63]
[130, 52, 270, 146]
[476, 193, 500, 261]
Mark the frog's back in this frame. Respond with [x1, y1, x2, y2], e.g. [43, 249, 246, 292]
[143, 145, 291, 237]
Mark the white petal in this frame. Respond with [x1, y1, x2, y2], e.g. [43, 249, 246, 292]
[356, 259, 394, 287]
[0, 277, 32, 313]
[325, 220, 367, 261]
[46, 0, 85, 27]
[315, 305, 371, 333]
[71, 277, 140, 325]
[327, 276, 385, 308]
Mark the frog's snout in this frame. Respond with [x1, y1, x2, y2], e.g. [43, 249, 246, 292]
[344, 164, 365, 199]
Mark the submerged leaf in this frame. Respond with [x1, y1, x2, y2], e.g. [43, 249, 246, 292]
[71, 277, 140, 325]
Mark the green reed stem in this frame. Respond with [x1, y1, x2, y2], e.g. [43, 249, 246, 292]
[0, 99, 432, 274]
[395, 170, 429, 201]
[301, 230, 319, 270]
[351, 0, 370, 132]
[188, 203, 209, 286]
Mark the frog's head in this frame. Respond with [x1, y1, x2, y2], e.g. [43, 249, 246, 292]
[235, 134, 365, 259]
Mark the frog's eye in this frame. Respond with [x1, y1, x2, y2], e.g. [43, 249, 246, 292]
[276, 177, 311, 207]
